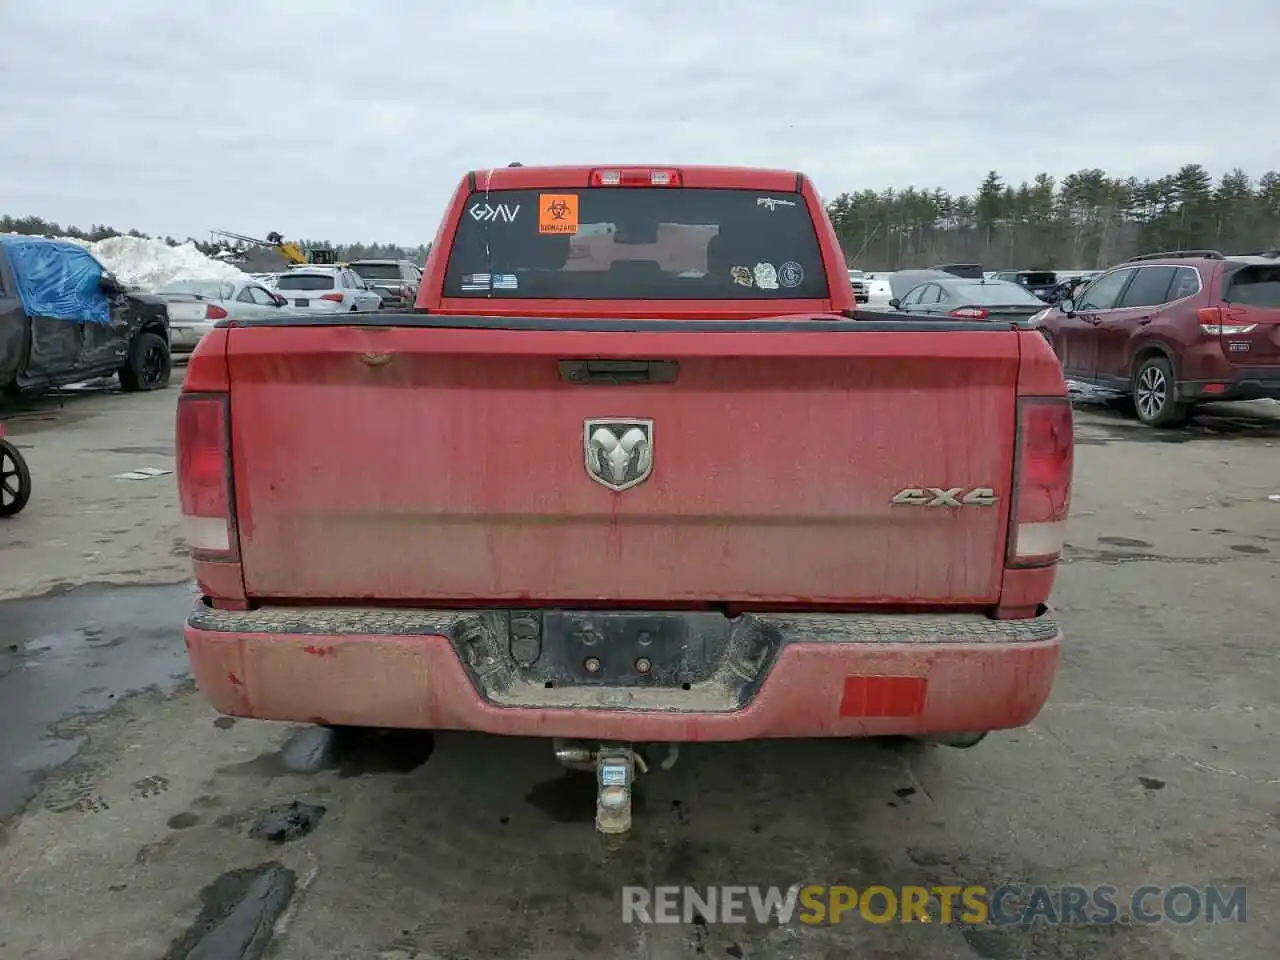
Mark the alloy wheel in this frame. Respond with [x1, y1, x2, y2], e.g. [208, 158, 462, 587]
[1136, 364, 1167, 421]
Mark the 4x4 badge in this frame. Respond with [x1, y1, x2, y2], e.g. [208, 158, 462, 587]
[891, 487, 997, 507]
[584, 419, 654, 492]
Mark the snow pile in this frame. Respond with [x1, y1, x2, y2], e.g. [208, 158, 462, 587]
[85, 236, 249, 291]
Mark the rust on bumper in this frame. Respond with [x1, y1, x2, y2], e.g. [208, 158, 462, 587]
[185, 604, 1062, 741]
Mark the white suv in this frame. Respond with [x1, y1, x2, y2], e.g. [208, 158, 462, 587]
[274, 268, 382, 313]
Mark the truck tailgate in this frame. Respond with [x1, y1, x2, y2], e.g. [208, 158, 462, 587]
[225, 319, 1020, 605]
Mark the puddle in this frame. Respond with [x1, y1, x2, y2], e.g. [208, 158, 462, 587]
[0, 581, 196, 819]
[161, 862, 295, 960]
[248, 800, 326, 843]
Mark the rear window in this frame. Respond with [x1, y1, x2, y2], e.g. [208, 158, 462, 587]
[934, 264, 984, 279]
[955, 281, 1045, 305]
[1019, 272, 1056, 286]
[352, 263, 404, 280]
[1225, 265, 1280, 307]
[276, 274, 335, 291]
[444, 188, 829, 299]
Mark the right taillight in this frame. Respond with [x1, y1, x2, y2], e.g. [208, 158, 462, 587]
[1197, 306, 1256, 336]
[176, 393, 237, 559]
[1008, 397, 1073, 567]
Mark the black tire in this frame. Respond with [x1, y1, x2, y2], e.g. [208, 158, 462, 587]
[1132, 354, 1191, 427]
[119, 331, 171, 392]
[0, 439, 32, 517]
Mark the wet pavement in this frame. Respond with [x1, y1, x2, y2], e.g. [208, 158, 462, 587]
[0, 387, 1277, 958]
[0, 581, 195, 819]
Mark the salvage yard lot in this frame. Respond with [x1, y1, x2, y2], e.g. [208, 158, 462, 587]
[0, 380, 1277, 960]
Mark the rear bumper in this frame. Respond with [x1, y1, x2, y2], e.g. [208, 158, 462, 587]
[185, 604, 1062, 741]
[169, 325, 212, 353]
[1180, 373, 1280, 402]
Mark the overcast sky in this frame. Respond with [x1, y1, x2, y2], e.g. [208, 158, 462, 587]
[2, 0, 1277, 246]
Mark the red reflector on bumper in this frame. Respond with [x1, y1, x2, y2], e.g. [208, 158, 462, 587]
[839, 676, 927, 718]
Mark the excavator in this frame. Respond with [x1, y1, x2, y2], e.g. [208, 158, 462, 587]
[211, 230, 336, 266]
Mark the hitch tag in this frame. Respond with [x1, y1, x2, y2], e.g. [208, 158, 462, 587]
[600, 762, 629, 787]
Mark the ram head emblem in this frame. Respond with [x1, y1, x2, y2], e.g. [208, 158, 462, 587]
[584, 419, 654, 491]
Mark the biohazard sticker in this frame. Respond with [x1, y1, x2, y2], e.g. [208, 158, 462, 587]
[731, 266, 753, 287]
[778, 261, 804, 288]
[753, 262, 779, 290]
[539, 194, 579, 234]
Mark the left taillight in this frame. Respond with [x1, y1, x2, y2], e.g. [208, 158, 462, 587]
[950, 307, 990, 319]
[1007, 397, 1073, 567]
[206, 304, 228, 320]
[176, 393, 237, 559]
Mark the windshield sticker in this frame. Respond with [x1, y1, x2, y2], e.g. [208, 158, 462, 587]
[778, 261, 804, 288]
[461, 273, 491, 292]
[492, 273, 519, 291]
[539, 194, 579, 234]
[757, 197, 797, 211]
[469, 202, 520, 223]
[731, 266, 754, 287]
[753, 262, 779, 290]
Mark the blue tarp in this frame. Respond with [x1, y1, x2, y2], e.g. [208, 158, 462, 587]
[0, 235, 110, 325]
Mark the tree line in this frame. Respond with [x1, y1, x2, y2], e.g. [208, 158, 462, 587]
[6, 162, 1280, 272]
[827, 164, 1280, 271]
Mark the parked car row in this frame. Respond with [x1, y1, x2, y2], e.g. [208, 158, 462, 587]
[1031, 249, 1280, 425]
[871, 250, 1280, 427]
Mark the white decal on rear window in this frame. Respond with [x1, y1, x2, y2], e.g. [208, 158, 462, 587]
[492, 273, 518, 291]
[469, 202, 520, 223]
[731, 266, 753, 288]
[778, 261, 804, 288]
[754, 262, 779, 290]
[461, 273, 491, 291]
[757, 197, 797, 211]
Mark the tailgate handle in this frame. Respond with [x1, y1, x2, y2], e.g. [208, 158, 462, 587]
[559, 359, 678, 385]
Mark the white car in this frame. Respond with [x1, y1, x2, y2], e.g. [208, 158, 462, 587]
[863, 273, 895, 307]
[153, 278, 289, 355]
[274, 267, 383, 313]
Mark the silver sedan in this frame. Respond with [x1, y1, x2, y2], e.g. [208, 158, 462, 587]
[153, 278, 288, 354]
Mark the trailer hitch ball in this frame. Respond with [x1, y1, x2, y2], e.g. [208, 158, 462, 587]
[595, 747, 635, 836]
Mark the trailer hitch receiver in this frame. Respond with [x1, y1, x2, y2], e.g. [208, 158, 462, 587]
[596, 745, 636, 837]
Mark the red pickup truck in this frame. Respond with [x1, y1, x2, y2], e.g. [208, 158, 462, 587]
[178, 165, 1072, 836]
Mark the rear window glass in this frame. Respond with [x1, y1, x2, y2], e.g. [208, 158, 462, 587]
[1018, 272, 1056, 286]
[1226, 265, 1280, 307]
[276, 274, 335, 291]
[934, 264, 984, 279]
[444, 188, 829, 299]
[955, 281, 1045, 305]
[352, 263, 403, 280]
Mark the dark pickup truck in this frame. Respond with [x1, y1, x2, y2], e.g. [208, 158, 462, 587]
[0, 236, 171, 394]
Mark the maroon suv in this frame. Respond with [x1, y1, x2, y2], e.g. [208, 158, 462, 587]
[1034, 250, 1280, 425]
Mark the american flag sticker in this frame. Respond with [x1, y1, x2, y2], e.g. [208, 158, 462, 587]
[492, 273, 518, 290]
[461, 273, 491, 291]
